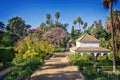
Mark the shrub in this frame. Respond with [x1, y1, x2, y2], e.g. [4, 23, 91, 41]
[108, 52, 120, 65]
[4, 59, 41, 80]
[54, 47, 66, 52]
[97, 55, 109, 61]
[13, 36, 54, 66]
[98, 60, 112, 66]
[96, 77, 108, 80]
[83, 66, 98, 76]
[0, 48, 14, 63]
[69, 53, 94, 64]
[69, 53, 81, 62]
[80, 53, 94, 61]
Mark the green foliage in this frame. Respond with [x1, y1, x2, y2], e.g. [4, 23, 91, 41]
[108, 52, 120, 65]
[83, 66, 98, 77]
[0, 32, 18, 47]
[80, 54, 94, 61]
[4, 58, 41, 80]
[96, 77, 107, 80]
[3, 30, 55, 79]
[69, 53, 81, 62]
[97, 54, 108, 60]
[69, 53, 94, 70]
[13, 36, 54, 66]
[0, 21, 5, 30]
[69, 53, 94, 63]
[6, 62, 39, 80]
[6, 16, 26, 36]
[69, 53, 120, 80]
[54, 47, 66, 52]
[1, 34, 13, 46]
[0, 48, 14, 63]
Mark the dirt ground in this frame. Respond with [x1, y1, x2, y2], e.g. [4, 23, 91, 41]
[31, 53, 83, 80]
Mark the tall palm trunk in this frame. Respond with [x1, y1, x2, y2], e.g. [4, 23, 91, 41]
[79, 23, 80, 31]
[110, 2, 117, 74]
[56, 18, 58, 23]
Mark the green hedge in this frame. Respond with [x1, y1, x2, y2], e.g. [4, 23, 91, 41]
[3, 59, 42, 80]
[0, 47, 15, 63]
[100, 66, 120, 71]
[54, 48, 66, 52]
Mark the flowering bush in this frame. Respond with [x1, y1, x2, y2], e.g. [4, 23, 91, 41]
[26, 28, 42, 35]
[42, 27, 71, 47]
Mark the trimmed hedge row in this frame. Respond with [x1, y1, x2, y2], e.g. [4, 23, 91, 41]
[0, 48, 15, 63]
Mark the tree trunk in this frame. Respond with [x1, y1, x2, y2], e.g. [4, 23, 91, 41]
[79, 23, 80, 31]
[110, 2, 117, 74]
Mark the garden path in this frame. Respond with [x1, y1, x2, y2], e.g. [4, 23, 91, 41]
[31, 52, 83, 80]
[0, 66, 15, 79]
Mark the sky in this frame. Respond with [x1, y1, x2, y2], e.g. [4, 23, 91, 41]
[0, 0, 120, 32]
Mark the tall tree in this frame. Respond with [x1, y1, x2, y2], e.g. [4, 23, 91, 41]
[105, 9, 120, 35]
[71, 26, 75, 38]
[102, 0, 117, 74]
[55, 12, 60, 22]
[39, 22, 47, 32]
[42, 27, 70, 47]
[46, 13, 51, 26]
[73, 20, 77, 29]
[98, 19, 103, 28]
[83, 22, 88, 30]
[46, 13, 51, 20]
[105, 9, 120, 54]
[77, 17, 83, 31]
[7, 16, 26, 36]
[0, 21, 5, 30]
[25, 24, 31, 29]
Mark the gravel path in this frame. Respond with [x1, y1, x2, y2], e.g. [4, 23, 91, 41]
[31, 54, 83, 80]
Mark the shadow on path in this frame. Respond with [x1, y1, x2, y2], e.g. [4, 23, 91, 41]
[31, 54, 83, 80]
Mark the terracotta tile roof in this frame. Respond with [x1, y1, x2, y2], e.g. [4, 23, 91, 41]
[76, 34, 99, 42]
[74, 47, 110, 52]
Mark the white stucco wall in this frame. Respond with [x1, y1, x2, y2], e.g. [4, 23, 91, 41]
[76, 42, 80, 47]
[76, 42, 99, 47]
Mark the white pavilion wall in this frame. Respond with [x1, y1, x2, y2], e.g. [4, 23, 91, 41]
[76, 42, 99, 47]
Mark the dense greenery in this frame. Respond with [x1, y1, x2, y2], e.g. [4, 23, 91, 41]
[69, 53, 120, 80]
[3, 30, 55, 79]
[0, 4, 120, 79]
[0, 17, 32, 71]
[13, 37, 54, 66]
[4, 59, 41, 80]
[0, 47, 14, 70]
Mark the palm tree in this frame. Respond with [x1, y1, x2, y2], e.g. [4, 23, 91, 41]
[98, 19, 103, 28]
[94, 20, 99, 29]
[113, 9, 120, 36]
[83, 22, 88, 30]
[102, 0, 117, 74]
[105, 9, 120, 36]
[55, 12, 60, 22]
[73, 20, 77, 29]
[46, 13, 51, 26]
[105, 9, 120, 56]
[77, 17, 82, 31]
[46, 13, 51, 20]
